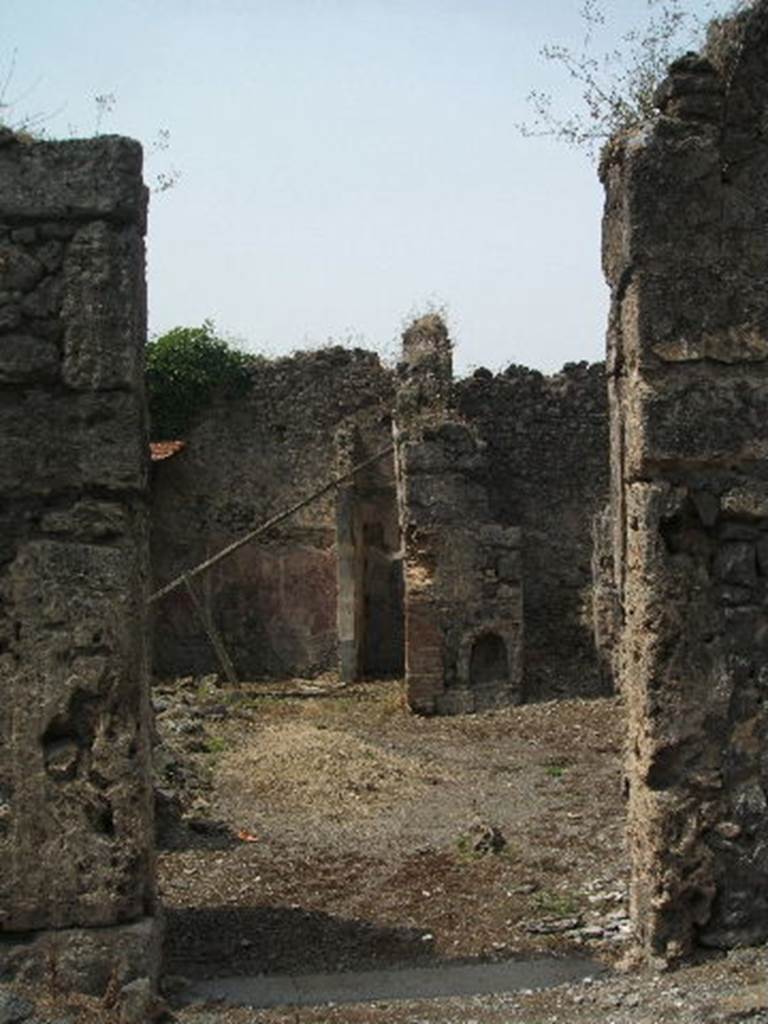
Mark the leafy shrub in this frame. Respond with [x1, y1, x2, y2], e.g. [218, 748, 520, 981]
[145, 320, 254, 440]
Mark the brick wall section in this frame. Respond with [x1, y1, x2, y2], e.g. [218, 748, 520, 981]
[150, 347, 395, 679]
[455, 362, 610, 700]
[0, 133, 159, 994]
[603, 1, 768, 960]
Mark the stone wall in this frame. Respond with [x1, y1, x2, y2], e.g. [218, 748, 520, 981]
[150, 347, 396, 680]
[395, 316, 523, 714]
[603, 1, 768, 960]
[455, 362, 610, 699]
[151, 339, 612, 697]
[0, 133, 158, 996]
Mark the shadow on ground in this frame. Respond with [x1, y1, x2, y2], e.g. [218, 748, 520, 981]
[164, 904, 437, 978]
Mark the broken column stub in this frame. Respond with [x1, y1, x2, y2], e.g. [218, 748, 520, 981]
[395, 315, 522, 714]
[602, 2, 768, 961]
[0, 134, 159, 994]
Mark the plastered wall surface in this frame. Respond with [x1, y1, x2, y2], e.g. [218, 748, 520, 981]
[151, 347, 395, 679]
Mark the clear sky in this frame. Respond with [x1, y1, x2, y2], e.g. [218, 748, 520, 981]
[2, 0, 723, 375]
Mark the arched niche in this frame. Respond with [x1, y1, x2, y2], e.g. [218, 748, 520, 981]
[469, 631, 508, 688]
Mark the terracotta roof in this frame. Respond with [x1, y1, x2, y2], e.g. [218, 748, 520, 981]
[150, 440, 186, 462]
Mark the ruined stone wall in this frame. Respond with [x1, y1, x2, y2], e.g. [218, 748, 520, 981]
[151, 347, 396, 679]
[603, 1, 768, 960]
[152, 342, 612, 695]
[455, 362, 610, 699]
[0, 133, 158, 995]
[396, 316, 523, 714]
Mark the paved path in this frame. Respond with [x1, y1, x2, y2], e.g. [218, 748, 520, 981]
[184, 956, 601, 1009]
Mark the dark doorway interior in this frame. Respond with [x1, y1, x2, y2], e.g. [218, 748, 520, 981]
[336, 441, 405, 681]
[362, 519, 404, 678]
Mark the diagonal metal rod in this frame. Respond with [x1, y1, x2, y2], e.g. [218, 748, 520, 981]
[148, 443, 395, 605]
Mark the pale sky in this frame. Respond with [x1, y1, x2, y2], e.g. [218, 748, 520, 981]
[2, 0, 722, 375]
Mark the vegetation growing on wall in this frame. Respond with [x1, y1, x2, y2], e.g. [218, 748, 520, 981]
[145, 320, 255, 440]
[519, 0, 747, 158]
[0, 54, 180, 192]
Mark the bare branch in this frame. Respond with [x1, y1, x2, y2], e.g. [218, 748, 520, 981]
[518, 0, 738, 160]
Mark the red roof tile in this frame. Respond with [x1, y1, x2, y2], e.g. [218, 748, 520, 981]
[150, 440, 186, 462]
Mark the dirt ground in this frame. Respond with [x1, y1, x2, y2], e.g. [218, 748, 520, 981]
[152, 675, 766, 1024]
[4, 675, 765, 1023]
[157, 676, 627, 981]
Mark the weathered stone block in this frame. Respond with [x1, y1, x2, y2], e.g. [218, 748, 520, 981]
[21, 275, 63, 320]
[0, 244, 44, 291]
[653, 55, 724, 125]
[0, 917, 161, 996]
[400, 438, 484, 475]
[0, 136, 145, 225]
[722, 483, 768, 520]
[62, 221, 145, 390]
[602, 124, 722, 283]
[0, 304, 21, 333]
[0, 334, 58, 383]
[625, 374, 768, 473]
[0, 390, 146, 495]
[623, 272, 768, 367]
[0, 541, 154, 931]
[714, 542, 757, 587]
[496, 551, 521, 582]
[435, 688, 475, 715]
[40, 500, 130, 540]
[404, 472, 488, 526]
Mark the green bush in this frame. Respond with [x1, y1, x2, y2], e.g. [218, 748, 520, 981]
[146, 320, 254, 440]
